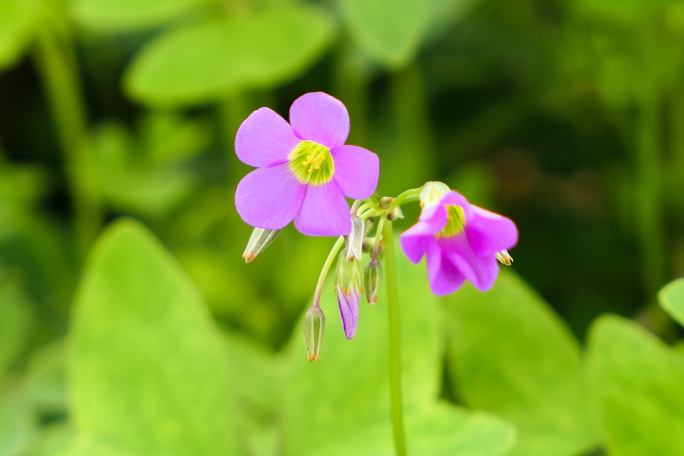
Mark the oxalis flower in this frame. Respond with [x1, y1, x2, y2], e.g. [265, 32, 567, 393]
[400, 188, 518, 295]
[235, 92, 380, 236]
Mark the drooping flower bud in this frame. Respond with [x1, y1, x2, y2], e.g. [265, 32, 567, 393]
[334, 249, 363, 339]
[419, 181, 450, 208]
[303, 307, 325, 363]
[347, 215, 365, 261]
[496, 250, 513, 266]
[362, 237, 384, 259]
[364, 260, 383, 304]
[242, 228, 280, 263]
[387, 206, 404, 221]
[364, 217, 374, 236]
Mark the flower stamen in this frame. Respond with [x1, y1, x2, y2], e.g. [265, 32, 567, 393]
[289, 140, 335, 185]
[436, 205, 466, 238]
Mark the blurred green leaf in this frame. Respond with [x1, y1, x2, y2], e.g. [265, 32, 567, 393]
[125, 8, 336, 107]
[304, 404, 516, 456]
[221, 331, 284, 415]
[587, 315, 684, 456]
[574, 0, 671, 24]
[445, 271, 599, 456]
[0, 0, 37, 70]
[343, 0, 430, 67]
[140, 112, 212, 165]
[26, 339, 68, 414]
[0, 388, 35, 456]
[282, 238, 443, 455]
[0, 215, 76, 316]
[0, 164, 49, 216]
[69, 0, 214, 32]
[66, 219, 240, 455]
[221, 332, 284, 456]
[0, 278, 32, 377]
[659, 277, 684, 327]
[91, 122, 198, 217]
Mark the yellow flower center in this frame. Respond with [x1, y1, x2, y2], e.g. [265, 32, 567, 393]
[288, 140, 334, 186]
[437, 205, 466, 238]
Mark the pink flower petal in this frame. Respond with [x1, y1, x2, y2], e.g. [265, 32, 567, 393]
[235, 108, 300, 168]
[294, 181, 351, 236]
[466, 206, 519, 257]
[289, 92, 350, 149]
[235, 163, 306, 230]
[426, 239, 466, 295]
[422, 191, 472, 222]
[442, 236, 499, 292]
[400, 207, 449, 263]
[400, 227, 430, 264]
[331, 145, 379, 199]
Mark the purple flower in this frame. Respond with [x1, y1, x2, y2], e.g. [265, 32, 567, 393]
[234, 92, 380, 236]
[400, 191, 518, 295]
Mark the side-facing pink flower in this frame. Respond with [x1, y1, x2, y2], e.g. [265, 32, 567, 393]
[235, 92, 380, 236]
[400, 191, 518, 295]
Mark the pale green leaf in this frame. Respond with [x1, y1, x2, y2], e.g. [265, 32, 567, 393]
[0, 389, 35, 456]
[445, 271, 599, 456]
[659, 277, 684, 327]
[221, 331, 284, 414]
[304, 404, 516, 456]
[282, 238, 442, 455]
[125, 8, 336, 107]
[69, 0, 214, 32]
[587, 315, 684, 456]
[0, 0, 37, 70]
[343, 0, 430, 67]
[69, 219, 240, 455]
[26, 339, 68, 414]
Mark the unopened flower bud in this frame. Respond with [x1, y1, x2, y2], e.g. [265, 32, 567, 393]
[347, 215, 365, 261]
[362, 237, 384, 259]
[335, 249, 363, 294]
[303, 307, 325, 362]
[242, 228, 280, 263]
[496, 250, 513, 266]
[364, 260, 383, 304]
[335, 249, 363, 339]
[364, 217, 374, 236]
[379, 196, 393, 209]
[420, 181, 450, 208]
[387, 206, 404, 221]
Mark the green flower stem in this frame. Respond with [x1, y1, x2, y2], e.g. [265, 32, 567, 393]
[359, 199, 381, 215]
[351, 199, 363, 214]
[312, 236, 345, 308]
[359, 208, 381, 220]
[390, 186, 423, 210]
[635, 38, 665, 297]
[372, 216, 386, 261]
[383, 220, 407, 456]
[34, 24, 100, 258]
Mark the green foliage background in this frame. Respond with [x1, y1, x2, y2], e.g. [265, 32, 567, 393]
[1, 0, 684, 454]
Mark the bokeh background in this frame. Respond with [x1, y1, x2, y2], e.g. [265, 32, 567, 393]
[2, 0, 684, 454]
